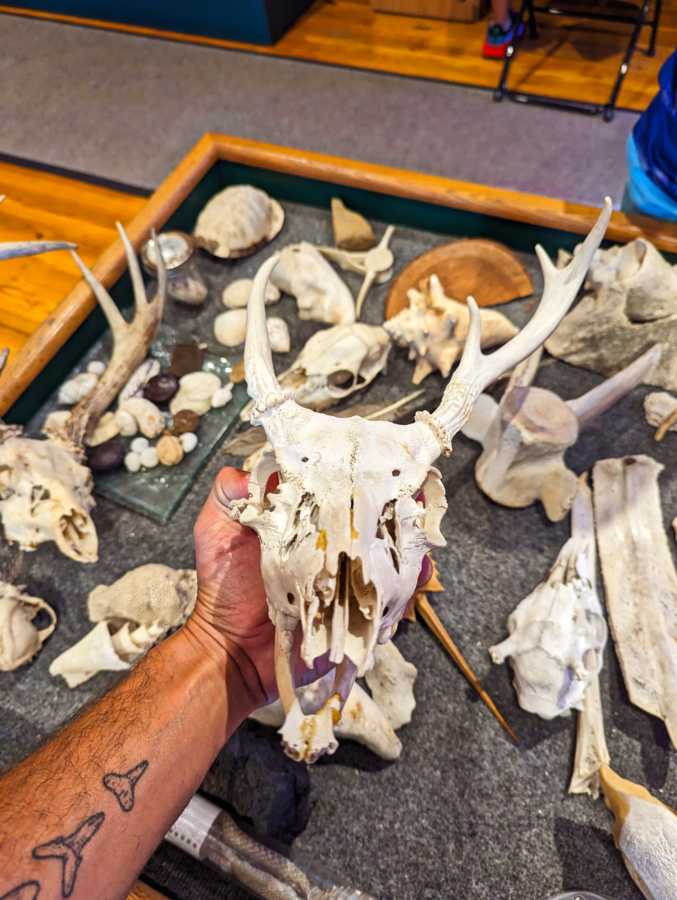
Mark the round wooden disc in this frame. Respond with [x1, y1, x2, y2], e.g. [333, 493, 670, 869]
[385, 238, 533, 319]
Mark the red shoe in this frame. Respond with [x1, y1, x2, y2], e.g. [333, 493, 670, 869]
[483, 11, 522, 58]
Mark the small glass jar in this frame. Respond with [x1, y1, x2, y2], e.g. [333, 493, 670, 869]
[141, 231, 208, 306]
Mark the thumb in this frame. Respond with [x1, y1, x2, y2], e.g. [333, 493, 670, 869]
[211, 467, 250, 510]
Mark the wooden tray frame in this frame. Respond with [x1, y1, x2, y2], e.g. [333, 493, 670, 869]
[2, 131, 676, 416]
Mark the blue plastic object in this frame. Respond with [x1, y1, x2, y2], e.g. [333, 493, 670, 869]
[626, 133, 677, 222]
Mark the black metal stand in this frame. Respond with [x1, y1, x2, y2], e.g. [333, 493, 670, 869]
[493, 0, 662, 122]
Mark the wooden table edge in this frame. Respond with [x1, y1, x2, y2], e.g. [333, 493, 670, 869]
[1, 132, 674, 415]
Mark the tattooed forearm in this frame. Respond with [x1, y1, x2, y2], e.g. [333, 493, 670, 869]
[32, 812, 104, 898]
[102, 760, 148, 813]
[0, 883, 40, 900]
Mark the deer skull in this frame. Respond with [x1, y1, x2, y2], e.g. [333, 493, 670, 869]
[0, 228, 167, 562]
[230, 200, 612, 763]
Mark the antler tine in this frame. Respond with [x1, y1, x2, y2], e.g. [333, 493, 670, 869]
[0, 240, 77, 261]
[64, 226, 167, 446]
[427, 198, 612, 448]
[245, 255, 287, 409]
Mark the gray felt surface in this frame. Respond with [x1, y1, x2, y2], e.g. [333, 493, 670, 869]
[1, 199, 670, 900]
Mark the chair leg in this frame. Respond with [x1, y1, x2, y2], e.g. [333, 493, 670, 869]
[604, 0, 651, 120]
[648, 0, 662, 57]
[494, 0, 532, 102]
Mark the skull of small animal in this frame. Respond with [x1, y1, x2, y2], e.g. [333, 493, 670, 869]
[232, 202, 611, 763]
[0, 581, 56, 671]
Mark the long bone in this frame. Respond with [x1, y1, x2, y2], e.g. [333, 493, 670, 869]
[461, 342, 661, 521]
[0, 229, 167, 562]
[236, 199, 612, 762]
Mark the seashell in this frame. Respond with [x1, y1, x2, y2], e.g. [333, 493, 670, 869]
[49, 620, 133, 688]
[180, 432, 198, 453]
[170, 372, 222, 416]
[85, 411, 120, 448]
[42, 409, 72, 435]
[117, 397, 165, 439]
[0, 582, 56, 671]
[58, 371, 99, 405]
[124, 451, 141, 473]
[194, 185, 284, 259]
[86, 360, 106, 376]
[119, 358, 161, 404]
[222, 278, 280, 309]
[214, 309, 247, 347]
[211, 384, 234, 409]
[115, 407, 138, 437]
[130, 436, 149, 453]
[140, 446, 159, 468]
[271, 242, 355, 325]
[157, 434, 184, 466]
[267, 317, 290, 353]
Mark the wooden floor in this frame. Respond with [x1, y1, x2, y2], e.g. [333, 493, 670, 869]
[3, 0, 675, 112]
[0, 162, 146, 358]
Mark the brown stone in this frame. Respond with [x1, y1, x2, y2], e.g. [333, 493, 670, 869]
[229, 360, 246, 384]
[172, 409, 200, 435]
[169, 343, 202, 378]
[157, 434, 184, 466]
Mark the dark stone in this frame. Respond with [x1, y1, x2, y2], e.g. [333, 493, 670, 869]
[169, 343, 202, 377]
[172, 409, 200, 435]
[144, 372, 179, 404]
[201, 720, 316, 842]
[86, 440, 125, 472]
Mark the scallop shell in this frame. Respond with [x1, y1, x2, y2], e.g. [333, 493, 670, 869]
[194, 185, 284, 259]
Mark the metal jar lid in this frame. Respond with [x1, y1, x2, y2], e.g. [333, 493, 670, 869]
[141, 231, 195, 274]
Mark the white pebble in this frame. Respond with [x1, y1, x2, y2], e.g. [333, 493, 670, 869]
[130, 436, 150, 454]
[140, 447, 159, 468]
[87, 360, 106, 376]
[124, 451, 142, 473]
[179, 432, 198, 453]
[211, 384, 234, 409]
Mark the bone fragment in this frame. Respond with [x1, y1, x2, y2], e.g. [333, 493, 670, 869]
[331, 197, 376, 251]
[364, 640, 417, 730]
[594, 455, 677, 747]
[644, 391, 677, 440]
[600, 764, 677, 900]
[0, 582, 56, 671]
[569, 675, 610, 799]
[270, 242, 355, 325]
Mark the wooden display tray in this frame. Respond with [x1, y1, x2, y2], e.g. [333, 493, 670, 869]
[2, 131, 676, 423]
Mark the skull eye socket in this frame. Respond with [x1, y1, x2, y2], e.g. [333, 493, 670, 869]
[392, 469, 400, 477]
[327, 369, 353, 388]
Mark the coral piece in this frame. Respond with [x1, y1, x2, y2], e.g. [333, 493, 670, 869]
[546, 238, 677, 390]
[0, 582, 56, 671]
[230, 200, 611, 762]
[116, 397, 165, 439]
[222, 278, 280, 309]
[331, 197, 376, 252]
[270, 242, 355, 325]
[383, 274, 518, 384]
[490, 476, 607, 719]
[462, 344, 661, 522]
[594, 454, 677, 748]
[194, 185, 284, 259]
[600, 764, 677, 900]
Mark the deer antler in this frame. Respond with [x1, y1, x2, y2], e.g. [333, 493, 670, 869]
[426, 198, 612, 450]
[64, 225, 168, 446]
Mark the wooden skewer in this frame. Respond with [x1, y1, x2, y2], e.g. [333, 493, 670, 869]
[415, 594, 517, 742]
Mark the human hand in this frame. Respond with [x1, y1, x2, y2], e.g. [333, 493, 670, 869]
[188, 467, 434, 721]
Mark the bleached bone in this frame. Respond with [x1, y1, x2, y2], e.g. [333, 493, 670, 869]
[546, 237, 677, 391]
[644, 391, 677, 439]
[87, 564, 197, 630]
[118, 358, 161, 404]
[569, 674, 610, 800]
[0, 227, 167, 563]
[600, 764, 677, 900]
[231, 199, 610, 762]
[383, 274, 518, 385]
[317, 225, 395, 317]
[364, 639, 417, 730]
[462, 343, 661, 521]
[240, 322, 392, 420]
[0, 582, 56, 671]
[490, 475, 607, 718]
[270, 242, 355, 325]
[49, 620, 162, 688]
[593, 454, 677, 748]
[222, 277, 280, 309]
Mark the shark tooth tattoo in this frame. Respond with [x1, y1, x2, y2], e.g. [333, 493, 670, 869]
[102, 760, 148, 812]
[32, 812, 104, 898]
[0, 884, 40, 900]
